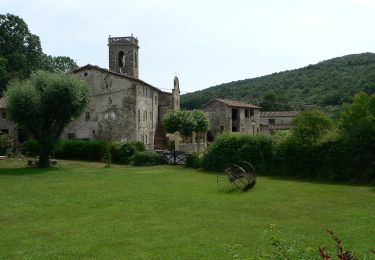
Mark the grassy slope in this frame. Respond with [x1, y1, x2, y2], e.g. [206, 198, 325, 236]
[0, 159, 374, 258]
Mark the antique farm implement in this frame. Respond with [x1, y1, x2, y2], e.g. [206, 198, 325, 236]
[217, 161, 256, 192]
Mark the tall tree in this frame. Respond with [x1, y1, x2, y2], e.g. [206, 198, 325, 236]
[41, 54, 78, 73]
[5, 71, 90, 167]
[0, 13, 43, 92]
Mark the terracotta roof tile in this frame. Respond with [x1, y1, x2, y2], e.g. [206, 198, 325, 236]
[260, 111, 300, 117]
[203, 98, 261, 108]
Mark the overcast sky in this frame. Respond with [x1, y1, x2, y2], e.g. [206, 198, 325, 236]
[2, 0, 375, 93]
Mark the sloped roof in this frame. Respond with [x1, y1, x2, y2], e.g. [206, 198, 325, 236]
[73, 64, 171, 95]
[203, 98, 261, 109]
[260, 111, 300, 117]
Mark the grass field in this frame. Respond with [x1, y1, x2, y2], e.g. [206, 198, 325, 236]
[0, 158, 374, 259]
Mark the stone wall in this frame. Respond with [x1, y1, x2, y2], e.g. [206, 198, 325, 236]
[65, 68, 137, 142]
[203, 100, 261, 138]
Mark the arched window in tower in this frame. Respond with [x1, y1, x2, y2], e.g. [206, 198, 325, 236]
[118, 51, 125, 68]
[134, 51, 138, 69]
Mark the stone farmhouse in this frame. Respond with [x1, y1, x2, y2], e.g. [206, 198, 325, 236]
[260, 111, 300, 133]
[64, 35, 180, 150]
[0, 35, 179, 150]
[203, 98, 261, 138]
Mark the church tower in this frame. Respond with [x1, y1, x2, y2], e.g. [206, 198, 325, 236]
[108, 35, 139, 78]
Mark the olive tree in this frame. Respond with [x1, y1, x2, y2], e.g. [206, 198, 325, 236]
[163, 110, 210, 136]
[6, 71, 90, 167]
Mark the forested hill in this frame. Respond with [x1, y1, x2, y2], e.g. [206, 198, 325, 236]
[181, 53, 375, 111]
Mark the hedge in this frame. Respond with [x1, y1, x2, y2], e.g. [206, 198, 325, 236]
[202, 133, 273, 172]
[54, 140, 108, 161]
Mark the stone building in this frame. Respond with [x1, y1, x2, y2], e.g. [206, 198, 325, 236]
[259, 111, 299, 133]
[0, 36, 179, 150]
[64, 35, 180, 149]
[203, 98, 261, 138]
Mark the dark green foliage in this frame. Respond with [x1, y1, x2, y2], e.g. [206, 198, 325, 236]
[290, 109, 333, 144]
[111, 141, 145, 164]
[0, 13, 43, 92]
[55, 140, 108, 161]
[270, 94, 375, 182]
[22, 139, 39, 156]
[181, 53, 375, 111]
[185, 152, 202, 169]
[0, 13, 79, 93]
[163, 110, 210, 136]
[40, 55, 78, 73]
[202, 133, 273, 172]
[6, 71, 90, 167]
[130, 151, 166, 166]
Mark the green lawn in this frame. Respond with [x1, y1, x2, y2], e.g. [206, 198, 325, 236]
[0, 159, 374, 259]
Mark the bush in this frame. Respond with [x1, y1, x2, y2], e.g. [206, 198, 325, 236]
[111, 141, 145, 164]
[23, 139, 39, 156]
[131, 151, 165, 166]
[55, 140, 108, 161]
[185, 152, 202, 168]
[202, 133, 273, 172]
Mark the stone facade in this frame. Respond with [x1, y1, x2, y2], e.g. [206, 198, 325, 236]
[260, 111, 300, 133]
[63, 35, 179, 149]
[0, 98, 17, 141]
[203, 98, 261, 138]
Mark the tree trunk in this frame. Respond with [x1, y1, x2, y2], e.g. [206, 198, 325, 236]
[38, 148, 51, 168]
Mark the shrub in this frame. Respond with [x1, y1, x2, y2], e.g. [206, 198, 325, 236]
[131, 151, 165, 166]
[202, 133, 273, 172]
[111, 141, 145, 164]
[23, 139, 39, 156]
[185, 152, 202, 169]
[55, 140, 108, 161]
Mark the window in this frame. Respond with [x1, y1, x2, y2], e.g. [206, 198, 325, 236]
[134, 51, 138, 69]
[1, 129, 9, 135]
[68, 133, 75, 139]
[85, 112, 90, 121]
[138, 109, 141, 122]
[84, 72, 88, 77]
[154, 95, 158, 105]
[245, 109, 249, 118]
[118, 51, 125, 68]
[141, 134, 144, 143]
[269, 119, 275, 125]
[1, 112, 6, 119]
[232, 108, 238, 120]
[142, 86, 145, 97]
[145, 110, 148, 122]
[145, 134, 148, 144]
[220, 126, 224, 133]
[250, 109, 254, 116]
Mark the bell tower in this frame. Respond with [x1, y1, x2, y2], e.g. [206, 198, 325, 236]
[108, 35, 139, 78]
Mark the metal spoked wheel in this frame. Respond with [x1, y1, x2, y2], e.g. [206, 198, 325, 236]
[217, 172, 237, 192]
[217, 161, 257, 192]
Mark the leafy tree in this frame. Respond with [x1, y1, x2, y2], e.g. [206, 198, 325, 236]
[5, 71, 90, 167]
[0, 13, 43, 92]
[290, 109, 333, 144]
[41, 54, 78, 73]
[339, 92, 375, 149]
[163, 110, 210, 136]
[191, 110, 210, 132]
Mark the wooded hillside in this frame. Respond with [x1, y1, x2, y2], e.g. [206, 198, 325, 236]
[181, 53, 375, 112]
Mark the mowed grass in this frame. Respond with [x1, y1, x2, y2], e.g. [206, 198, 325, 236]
[0, 158, 374, 259]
